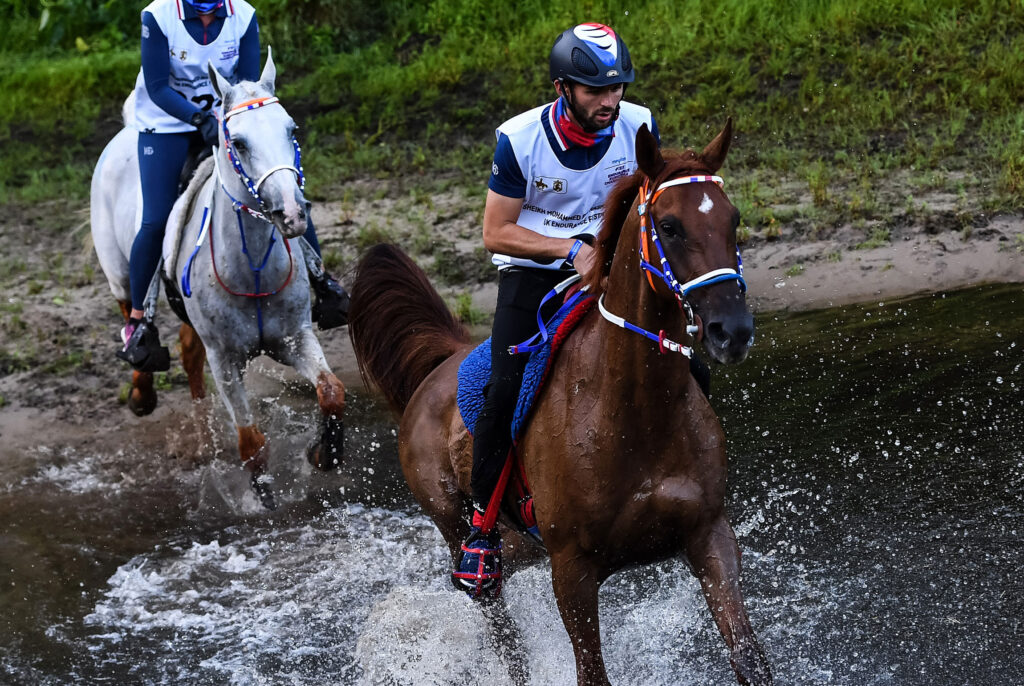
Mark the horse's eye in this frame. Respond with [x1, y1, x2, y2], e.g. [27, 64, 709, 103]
[659, 220, 679, 237]
[233, 139, 248, 154]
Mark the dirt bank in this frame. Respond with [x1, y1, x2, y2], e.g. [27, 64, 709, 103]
[0, 184, 1021, 464]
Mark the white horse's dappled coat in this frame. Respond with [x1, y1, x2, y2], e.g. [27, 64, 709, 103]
[90, 50, 346, 508]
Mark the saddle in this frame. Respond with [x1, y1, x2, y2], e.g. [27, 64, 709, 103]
[457, 294, 597, 545]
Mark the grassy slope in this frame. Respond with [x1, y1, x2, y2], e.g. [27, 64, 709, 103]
[0, 0, 1023, 389]
[1, 0, 1023, 224]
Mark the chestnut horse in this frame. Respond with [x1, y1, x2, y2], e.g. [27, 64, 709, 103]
[348, 121, 772, 685]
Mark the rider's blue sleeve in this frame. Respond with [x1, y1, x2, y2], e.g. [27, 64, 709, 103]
[140, 11, 199, 124]
[237, 14, 261, 82]
[651, 114, 661, 146]
[487, 133, 527, 198]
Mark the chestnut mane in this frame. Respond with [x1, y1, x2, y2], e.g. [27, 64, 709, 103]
[582, 148, 714, 295]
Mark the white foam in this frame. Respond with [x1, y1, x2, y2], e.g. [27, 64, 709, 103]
[78, 501, 863, 684]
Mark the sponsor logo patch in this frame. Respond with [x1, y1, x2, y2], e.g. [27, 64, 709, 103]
[533, 176, 567, 194]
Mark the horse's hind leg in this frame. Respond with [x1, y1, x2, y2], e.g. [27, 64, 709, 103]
[119, 300, 157, 416]
[276, 331, 345, 471]
[686, 515, 773, 685]
[179, 323, 206, 400]
[549, 551, 611, 686]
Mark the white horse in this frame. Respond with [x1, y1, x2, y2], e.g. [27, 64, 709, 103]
[90, 51, 345, 509]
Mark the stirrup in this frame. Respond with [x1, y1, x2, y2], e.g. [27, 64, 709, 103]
[451, 527, 502, 599]
[311, 274, 350, 330]
[115, 319, 170, 373]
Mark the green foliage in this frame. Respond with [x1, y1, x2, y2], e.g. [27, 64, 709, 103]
[0, 0, 139, 55]
[1, 0, 1024, 216]
[856, 226, 891, 250]
[451, 291, 486, 326]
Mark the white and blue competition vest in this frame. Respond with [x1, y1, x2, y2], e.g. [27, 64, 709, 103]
[132, 0, 255, 133]
[491, 100, 653, 270]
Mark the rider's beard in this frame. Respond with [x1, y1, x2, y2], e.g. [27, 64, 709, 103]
[571, 101, 617, 133]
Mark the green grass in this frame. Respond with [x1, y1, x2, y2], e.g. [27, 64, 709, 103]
[2, 0, 1024, 218]
[450, 292, 487, 326]
[856, 227, 891, 250]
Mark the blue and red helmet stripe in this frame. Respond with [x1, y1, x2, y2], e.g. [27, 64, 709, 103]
[573, 23, 618, 67]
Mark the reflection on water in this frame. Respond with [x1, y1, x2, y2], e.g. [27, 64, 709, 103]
[1, 284, 1021, 685]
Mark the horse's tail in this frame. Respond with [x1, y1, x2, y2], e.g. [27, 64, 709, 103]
[348, 244, 471, 416]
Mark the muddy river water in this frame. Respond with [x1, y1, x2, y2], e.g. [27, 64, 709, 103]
[1, 283, 1021, 685]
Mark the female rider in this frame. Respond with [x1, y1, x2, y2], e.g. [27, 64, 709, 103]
[119, 0, 348, 370]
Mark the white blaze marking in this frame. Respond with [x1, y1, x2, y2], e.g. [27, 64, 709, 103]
[698, 192, 714, 214]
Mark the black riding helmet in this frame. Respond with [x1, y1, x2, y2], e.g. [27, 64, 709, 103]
[549, 23, 635, 88]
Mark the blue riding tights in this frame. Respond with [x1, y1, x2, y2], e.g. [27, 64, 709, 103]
[130, 130, 323, 311]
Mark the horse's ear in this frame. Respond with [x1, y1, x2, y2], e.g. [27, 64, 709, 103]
[207, 60, 233, 103]
[259, 46, 277, 95]
[635, 123, 665, 178]
[700, 117, 733, 173]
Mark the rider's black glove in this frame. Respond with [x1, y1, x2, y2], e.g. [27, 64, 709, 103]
[191, 110, 219, 148]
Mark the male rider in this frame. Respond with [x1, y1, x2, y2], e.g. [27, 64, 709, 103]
[453, 23, 660, 594]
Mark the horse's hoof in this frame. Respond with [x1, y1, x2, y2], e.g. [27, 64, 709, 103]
[128, 390, 157, 417]
[307, 416, 344, 471]
[250, 472, 277, 510]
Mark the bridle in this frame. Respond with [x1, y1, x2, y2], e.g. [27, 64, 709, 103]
[215, 96, 305, 222]
[636, 173, 745, 300]
[182, 95, 304, 336]
[597, 173, 747, 357]
[510, 173, 748, 360]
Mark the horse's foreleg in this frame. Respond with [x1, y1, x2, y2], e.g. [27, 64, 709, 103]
[308, 370, 345, 470]
[550, 552, 611, 686]
[237, 424, 275, 509]
[481, 597, 530, 686]
[279, 332, 345, 471]
[179, 323, 207, 401]
[119, 300, 157, 415]
[205, 347, 276, 510]
[686, 516, 772, 685]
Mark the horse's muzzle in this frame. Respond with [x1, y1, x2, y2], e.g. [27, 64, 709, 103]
[702, 309, 754, 364]
[268, 198, 310, 239]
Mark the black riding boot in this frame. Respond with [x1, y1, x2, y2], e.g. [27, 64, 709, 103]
[309, 269, 351, 330]
[116, 318, 171, 373]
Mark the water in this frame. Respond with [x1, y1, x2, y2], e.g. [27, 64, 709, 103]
[2, 284, 1022, 685]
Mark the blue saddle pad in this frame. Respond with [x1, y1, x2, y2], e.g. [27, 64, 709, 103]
[457, 297, 590, 440]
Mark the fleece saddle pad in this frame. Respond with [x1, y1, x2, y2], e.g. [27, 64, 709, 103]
[457, 295, 596, 441]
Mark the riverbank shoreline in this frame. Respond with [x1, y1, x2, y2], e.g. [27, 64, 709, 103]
[0, 197, 1021, 461]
